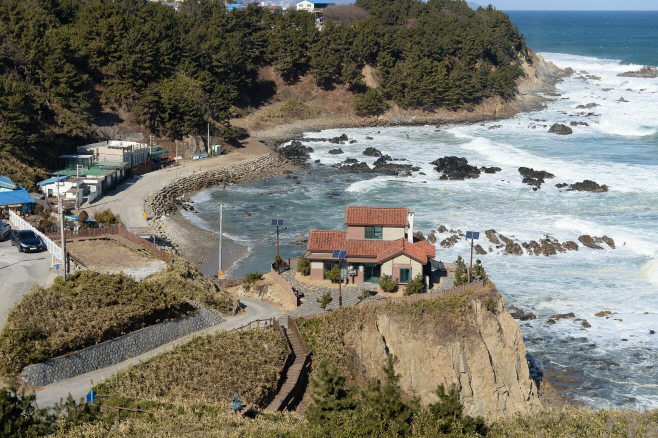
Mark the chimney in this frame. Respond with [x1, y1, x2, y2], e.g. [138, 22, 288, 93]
[408, 211, 414, 243]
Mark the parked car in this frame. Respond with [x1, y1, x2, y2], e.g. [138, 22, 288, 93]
[10, 230, 44, 252]
[0, 222, 10, 241]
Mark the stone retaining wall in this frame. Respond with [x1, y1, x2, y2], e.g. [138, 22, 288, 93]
[21, 308, 226, 387]
[147, 154, 288, 218]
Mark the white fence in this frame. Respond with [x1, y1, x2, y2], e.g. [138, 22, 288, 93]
[8, 211, 64, 266]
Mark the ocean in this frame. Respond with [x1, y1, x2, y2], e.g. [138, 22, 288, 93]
[183, 12, 658, 409]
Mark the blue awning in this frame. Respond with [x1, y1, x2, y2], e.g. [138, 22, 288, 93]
[37, 175, 71, 186]
[0, 176, 17, 190]
[0, 188, 35, 207]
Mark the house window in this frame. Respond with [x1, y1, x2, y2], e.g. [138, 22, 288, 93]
[323, 261, 338, 279]
[364, 263, 381, 283]
[399, 268, 410, 283]
[365, 226, 382, 239]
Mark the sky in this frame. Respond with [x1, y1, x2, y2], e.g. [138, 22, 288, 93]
[476, 0, 658, 10]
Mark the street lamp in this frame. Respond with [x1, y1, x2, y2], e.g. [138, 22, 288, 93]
[331, 249, 347, 307]
[270, 219, 285, 272]
[465, 231, 479, 283]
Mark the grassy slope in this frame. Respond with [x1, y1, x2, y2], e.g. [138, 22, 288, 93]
[0, 257, 233, 374]
[93, 328, 288, 408]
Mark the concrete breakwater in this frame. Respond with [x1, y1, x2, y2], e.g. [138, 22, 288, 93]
[146, 154, 289, 219]
[21, 306, 225, 387]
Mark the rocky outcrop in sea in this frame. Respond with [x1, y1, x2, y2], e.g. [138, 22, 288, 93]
[617, 65, 658, 78]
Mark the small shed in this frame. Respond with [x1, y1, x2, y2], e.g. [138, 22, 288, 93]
[0, 176, 36, 214]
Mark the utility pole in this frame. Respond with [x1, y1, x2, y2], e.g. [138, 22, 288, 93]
[276, 225, 280, 271]
[75, 164, 82, 210]
[59, 198, 66, 282]
[218, 203, 223, 278]
[175, 140, 178, 165]
[207, 123, 211, 155]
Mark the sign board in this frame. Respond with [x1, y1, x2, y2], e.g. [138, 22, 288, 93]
[466, 231, 480, 240]
[349, 270, 357, 276]
[218, 270, 225, 278]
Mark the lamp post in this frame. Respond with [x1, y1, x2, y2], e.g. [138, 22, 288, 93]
[332, 249, 347, 307]
[465, 231, 480, 283]
[218, 203, 223, 279]
[270, 219, 285, 272]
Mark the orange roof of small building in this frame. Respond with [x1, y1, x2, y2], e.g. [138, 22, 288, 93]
[307, 230, 347, 252]
[344, 206, 409, 227]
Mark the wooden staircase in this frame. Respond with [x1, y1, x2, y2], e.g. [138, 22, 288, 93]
[265, 316, 311, 412]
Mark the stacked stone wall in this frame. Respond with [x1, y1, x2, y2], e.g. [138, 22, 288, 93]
[21, 308, 225, 387]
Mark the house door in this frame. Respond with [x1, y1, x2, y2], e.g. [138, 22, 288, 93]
[364, 263, 381, 283]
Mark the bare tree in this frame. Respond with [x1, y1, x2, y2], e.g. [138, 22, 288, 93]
[323, 5, 370, 26]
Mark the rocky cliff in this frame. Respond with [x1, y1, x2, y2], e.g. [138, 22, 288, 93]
[299, 285, 542, 419]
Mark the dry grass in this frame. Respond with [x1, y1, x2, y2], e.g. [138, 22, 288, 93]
[259, 99, 320, 122]
[0, 257, 233, 374]
[93, 328, 288, 408]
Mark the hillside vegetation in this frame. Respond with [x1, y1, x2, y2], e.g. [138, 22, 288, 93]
[0, 0, 528, 189]
[0, 257, 233, 374]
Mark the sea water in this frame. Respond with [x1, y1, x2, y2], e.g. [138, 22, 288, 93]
[184, 12, 658, 409]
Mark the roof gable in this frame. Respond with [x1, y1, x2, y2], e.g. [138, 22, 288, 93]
[0, 188, 35, 206]
[344, 206, 409, 227]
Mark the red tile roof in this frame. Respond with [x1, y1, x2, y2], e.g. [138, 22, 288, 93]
[307, 230, 347, 252]
[308, 233, 435, 265]
[344, 206, 409, 227]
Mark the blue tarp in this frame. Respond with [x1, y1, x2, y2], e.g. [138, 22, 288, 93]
[0, 188, 35, 207]
[37, 175, 70, 186]
[65, 215, 96, 222]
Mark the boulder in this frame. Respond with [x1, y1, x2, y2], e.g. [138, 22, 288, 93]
[328, 148, 344, 155]
[504, 242, 523, 255]
[427, 231, 437, 244]
[363, 147, 383, 157]
[595, 310, 612, 317]
[617, 97, 630, 103]
[617, 65, 658, 78]
[602, 235, 615, 249]
[548, 123, 573, 135]
[576, 103, 599, 109]
[480, 166, 502, 174]
[440, 235, 460, 248]
[342, 158, 359, 164]
[485, 230, 500, 244]
[556, 67, 575, 77]
[563, 241, 579, 251]
[518, 167, 555, 189]
[340, 161, 372, 173]
[550, 312, 575, 321]
[278, 141, 314, 159]
[430, 156, 480, 180]
[243, 212, 251, 217]
[569, 180, 608, 192]
[578, 235, 604, 250]
[437, 225, 448, 233]
[413, 231, 426, 241]
[474, 244, 487, 255]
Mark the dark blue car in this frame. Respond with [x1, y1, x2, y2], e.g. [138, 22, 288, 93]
[10, 230, 44, 252]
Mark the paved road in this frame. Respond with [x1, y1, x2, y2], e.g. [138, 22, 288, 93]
[34, 298, 281, 408]
[0, 236, 58, 330]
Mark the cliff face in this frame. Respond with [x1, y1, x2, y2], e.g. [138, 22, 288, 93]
[338, 288, 542, 418]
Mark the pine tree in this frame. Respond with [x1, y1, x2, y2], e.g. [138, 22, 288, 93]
[429, 383, 487, 434]
[297, 254, 310, 276]
[317, 291, 333, 311]
[306, 361, 356, 424]
[453, 255, 469, 286]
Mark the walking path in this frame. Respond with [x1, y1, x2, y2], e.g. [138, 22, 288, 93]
[34, 298, 281, 408]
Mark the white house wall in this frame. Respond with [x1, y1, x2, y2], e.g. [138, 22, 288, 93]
[383, 226, 405, 240]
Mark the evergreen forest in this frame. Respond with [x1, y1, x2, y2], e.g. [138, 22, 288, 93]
[0, 0, 528, 188]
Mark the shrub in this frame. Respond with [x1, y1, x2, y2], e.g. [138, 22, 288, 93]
[428, 383, 486, 435]
[92, 209, 122, 227]
[403, 274, 424, 296]
[324, 264, 340, 283]
[379, 275, 398, 293]
[273, 255, 283, 272]
[357, 289, 371, 302]
[473, 259, 486, 278]
[244, 272, 263, 284]
[306, 360, 356, 425]
[297, 254, 310, 276]
[353, 88, 389, 117]
[485, 297, 496, 312]
[317, 291, 333, 311]
[453, 255, 469, 286]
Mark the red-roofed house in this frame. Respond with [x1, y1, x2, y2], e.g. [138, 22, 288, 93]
[305, 206, 436, 289]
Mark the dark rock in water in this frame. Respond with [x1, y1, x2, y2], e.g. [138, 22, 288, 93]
[504, 242, 523, 255]
[328, 148, 344, 155]
[440, 235, 460, 248]
[555, 183, 569, 189]
[569, 180, 609, 192]
[430, 156, 480, 180]
[617, 97, 630, 102]
[576, 103, 600, 109]
[365, 136, 374, 140]
[570, 121, 589, 126]
[485, 230, 500, 244]
[278, 140, 314, 159]
[413, 231, 426, 241]
[480, 166, 502, 174]
[342, 158, 358, 164]
[520, 313, 537, 321]
[340, 161, 371, 173]
[374, 155, 392, 166]
[579, 235, 604, 250]
[474, 244, 487, 255]
[563, 241, 579, 251]
[519, 167, 555, 188]
[243, 212, 251, 217]
[547, 319, 557, 324]
[427, 231, 437, 244]
[556, 67, 575, 77]
[617, 65, 658, 78]
[548, 123, 573, 135]
[314, 159, 321, 163]
[595, 310, 612, 317]
[349, 140, 358, 144]
[326, 192, 340, 197]
[329, 134, 349, 144]
[372, 155, 419, 174]
[551, 312, 575, 320]
[581, 319, 591, 328]
[363, 147, 383, 157]
[437, 225, 448, 233]
[602, 235, 615, 249]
